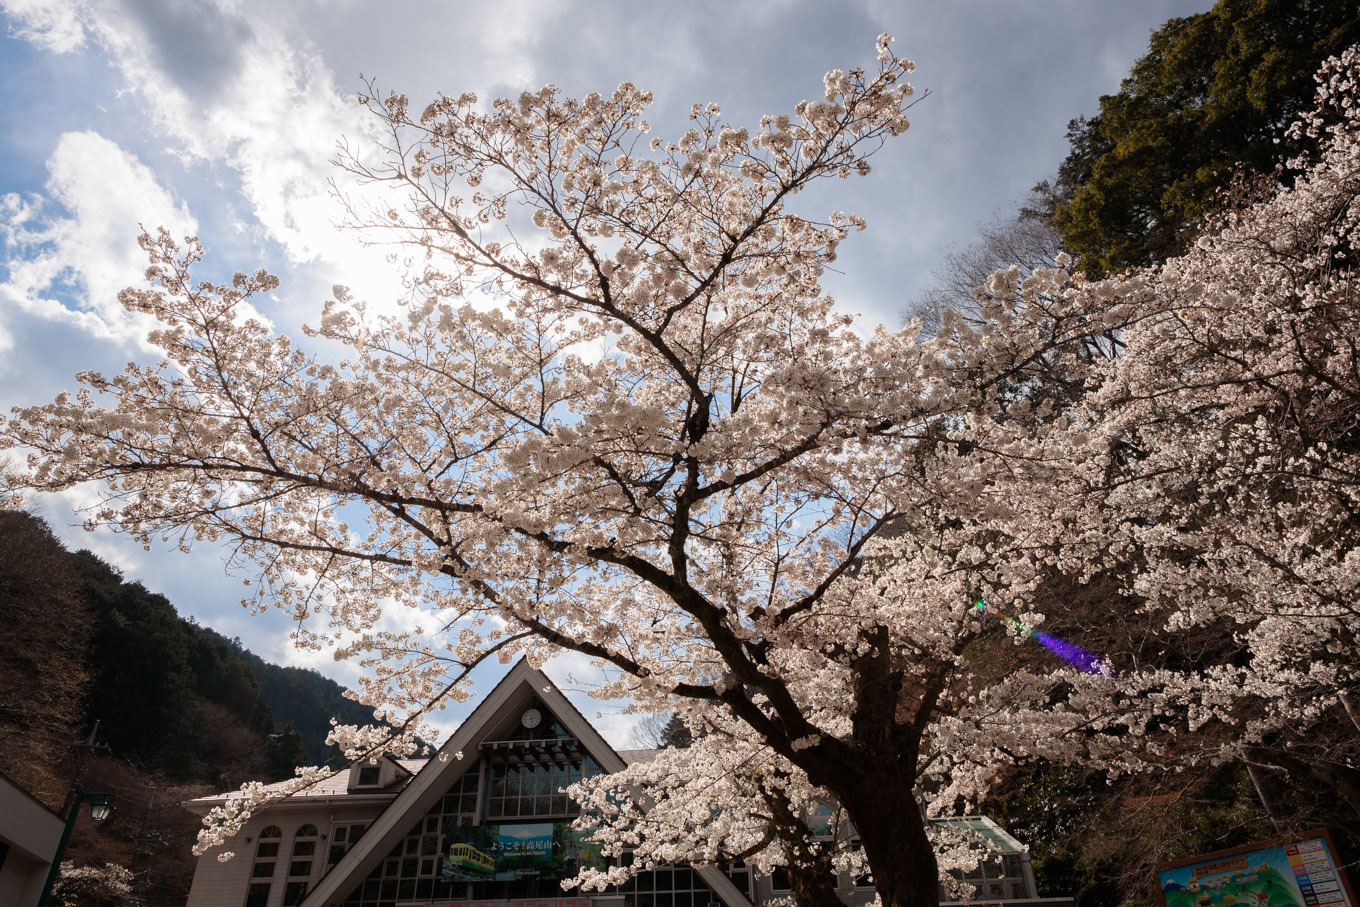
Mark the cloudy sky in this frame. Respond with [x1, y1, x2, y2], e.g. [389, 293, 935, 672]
[0, 0, 1214, 745]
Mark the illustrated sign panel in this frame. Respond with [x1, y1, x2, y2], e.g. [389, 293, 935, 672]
[440, 821, 603, 883]
[1157, 831, 1355, 907]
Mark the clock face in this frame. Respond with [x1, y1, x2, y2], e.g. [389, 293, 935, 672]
[521, 708, 542, 729]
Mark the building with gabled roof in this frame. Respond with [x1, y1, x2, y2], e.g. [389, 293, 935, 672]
[183, 659, 1070, 907]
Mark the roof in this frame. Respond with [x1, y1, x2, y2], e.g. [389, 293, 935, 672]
[186, 757, 427, 806]
[617, 747, 662, 764]
[934, 816, 1028, 854]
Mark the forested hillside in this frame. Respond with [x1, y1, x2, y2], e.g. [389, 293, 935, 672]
[0, 510, 380, 905]
[199, 627, 380, 767]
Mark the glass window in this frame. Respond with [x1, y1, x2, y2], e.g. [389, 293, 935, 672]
[246, 824, 281, 906]
[486, 760, 582, 818]
[357, 765, 380, 785]
[285, 826, 317, 893]
[807, 803, 835, 838]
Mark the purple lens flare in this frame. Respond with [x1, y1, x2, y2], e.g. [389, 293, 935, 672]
[973, 600, 1112, 675]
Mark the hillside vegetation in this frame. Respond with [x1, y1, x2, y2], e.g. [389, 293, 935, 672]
[0, 510, 379, 905]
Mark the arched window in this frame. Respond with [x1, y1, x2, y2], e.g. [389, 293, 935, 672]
[282, 825, 320, 905]
[245, 826, 282, 907]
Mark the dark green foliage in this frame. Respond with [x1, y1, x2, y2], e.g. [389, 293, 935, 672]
[1050, 0, 1360, 276]
[264, 722, 307, 782]
[70, 550, 278, 782]
[659, 713, 694, 749]
[0, 511, 376, 783]
[197, 627, 381, 767]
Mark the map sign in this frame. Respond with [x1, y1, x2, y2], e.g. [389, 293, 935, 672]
[440, 821, 604, 883]
[1157, 830, 1355, 907]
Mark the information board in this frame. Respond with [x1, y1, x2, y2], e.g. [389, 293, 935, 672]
[1157, 830, 1355, 907]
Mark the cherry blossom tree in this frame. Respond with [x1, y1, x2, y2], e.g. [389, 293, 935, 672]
[8, 35, 1360, 907]
[1052, 48, 1360, 816]
[0, 36, 1109, 906]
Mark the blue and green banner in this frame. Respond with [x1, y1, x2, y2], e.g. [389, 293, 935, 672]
[440, 821, 603, 882]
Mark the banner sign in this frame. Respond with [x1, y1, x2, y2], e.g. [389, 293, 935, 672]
[1156, 829, 1356, 907]
[440, 821, 604, 883]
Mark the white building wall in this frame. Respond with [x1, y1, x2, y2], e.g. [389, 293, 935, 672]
[0, 775, 65, 907]
[187, 801, 390, 907]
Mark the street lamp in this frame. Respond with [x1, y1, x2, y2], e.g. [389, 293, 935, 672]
[36, 791, 115, 907]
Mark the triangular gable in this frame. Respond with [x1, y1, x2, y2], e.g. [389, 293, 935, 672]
[302, 658, 751, 907]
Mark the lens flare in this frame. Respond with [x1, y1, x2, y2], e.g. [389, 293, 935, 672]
[973, 600, 1111, 675]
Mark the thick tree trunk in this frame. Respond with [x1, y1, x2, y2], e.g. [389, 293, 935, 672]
[838, 771, 939, 907]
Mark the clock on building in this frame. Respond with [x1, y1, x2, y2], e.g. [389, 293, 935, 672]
[520, 708, 542, 729]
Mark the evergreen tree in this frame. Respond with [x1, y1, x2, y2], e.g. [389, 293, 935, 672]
[1051, 0, 1360, 275]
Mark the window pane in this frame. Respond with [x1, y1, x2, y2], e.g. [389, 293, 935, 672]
[257, 843, 278, 858]
[252, 863, 274, 878]
[289, 861, 311, 877]
[246, 883, 271, 907]
[292, 841, 315, 857]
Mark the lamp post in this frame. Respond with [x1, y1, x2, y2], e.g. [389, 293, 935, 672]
[36, 790, 115, 907]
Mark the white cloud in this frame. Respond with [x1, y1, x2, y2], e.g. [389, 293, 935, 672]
[2, 0, 403, 306]
[0, 130, 196, 345]
[0, 0, 85, 52]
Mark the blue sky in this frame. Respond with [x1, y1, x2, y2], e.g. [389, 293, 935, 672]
[0, 0, 1214, 745]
